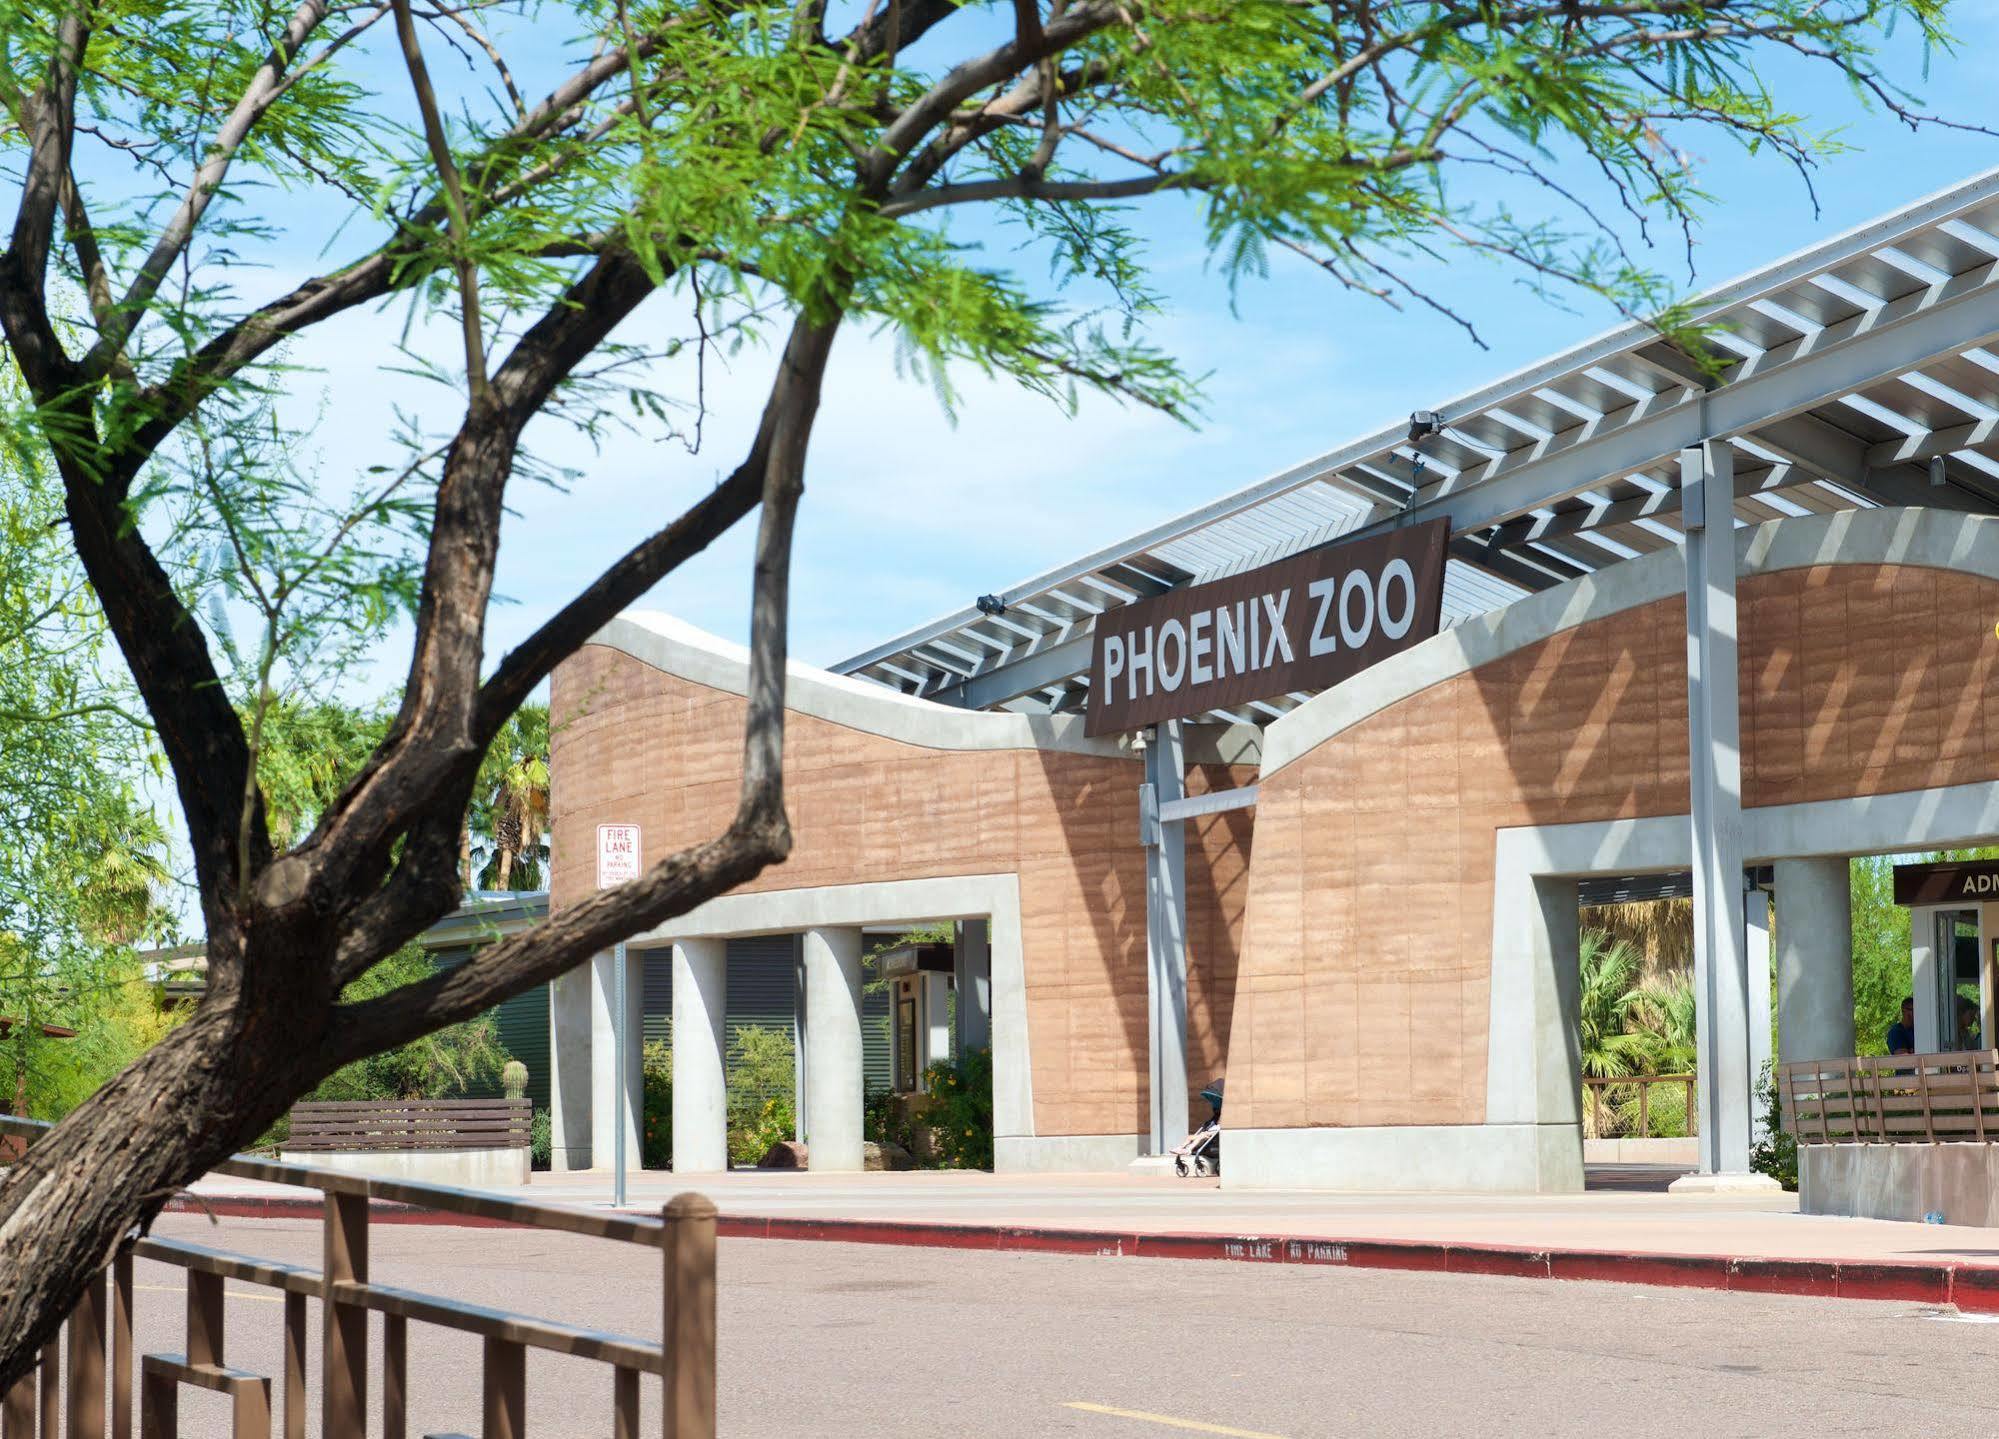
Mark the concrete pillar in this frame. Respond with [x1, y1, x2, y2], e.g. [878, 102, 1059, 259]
[671, 939, 729, 1173]
[802, 927, 864, 1171]
[1747, 889, 1772, 1145]
[1144, 721, 1190, 1155]
[1774, 856, 1855, 1063]
[589, 947, 642, 1174]
[1980, 903, 1999, 1046]
[548, 963, 594, 1170]
[1913, 907, 1944, 1053]
[1674, 439, 1764, 1190]
[922, 971, 953, 1069]
[954, 919, 992, 1055]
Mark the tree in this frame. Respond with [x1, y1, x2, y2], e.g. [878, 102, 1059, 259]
[472, 706, 551, 892]
[0, 0, 1974, 1380]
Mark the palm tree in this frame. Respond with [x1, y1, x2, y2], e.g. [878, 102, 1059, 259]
[473, 706, 550, 893]
[1577, 930, 1664, 1137]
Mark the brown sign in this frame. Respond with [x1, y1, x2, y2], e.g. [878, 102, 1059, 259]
[1894, 860, 1999, 906]
[1085, 519, 1450, 736]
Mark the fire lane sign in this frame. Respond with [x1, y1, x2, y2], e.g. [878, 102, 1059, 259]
[596, 823, 642, 889]
[1085, 518, 1450, 735]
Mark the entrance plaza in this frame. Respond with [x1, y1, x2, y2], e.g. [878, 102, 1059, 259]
[539, 168, 1999, 1209]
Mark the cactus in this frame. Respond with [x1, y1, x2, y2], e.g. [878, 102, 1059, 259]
[502, 1059, 529, 1101]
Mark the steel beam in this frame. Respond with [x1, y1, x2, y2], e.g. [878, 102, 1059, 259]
[1156, 785, 1259, 823]
[1355, 262, 1999, 544]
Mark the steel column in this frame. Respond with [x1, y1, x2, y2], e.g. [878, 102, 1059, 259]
[1143, 722, 1190, 1155]
[1682, 440, 1754, 1176]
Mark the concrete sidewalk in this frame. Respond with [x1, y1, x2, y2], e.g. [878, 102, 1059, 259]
[175, 1162, 1999, 1272]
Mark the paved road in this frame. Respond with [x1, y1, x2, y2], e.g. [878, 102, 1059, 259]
[138, 1215, 1999, 1438]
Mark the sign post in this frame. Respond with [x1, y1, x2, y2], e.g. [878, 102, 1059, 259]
[596, 823, 642, 1209]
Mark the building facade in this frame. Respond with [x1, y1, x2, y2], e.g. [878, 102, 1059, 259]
[546, 169, 1999, 1189]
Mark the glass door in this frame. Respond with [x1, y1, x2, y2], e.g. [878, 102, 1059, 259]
[1935, 909, 1981, 1051]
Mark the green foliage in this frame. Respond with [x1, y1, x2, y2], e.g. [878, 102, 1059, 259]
[723, 1025, 796, 1166]
[475, 708, 551, 892]
[1576, 931, 1658, 1080]
[920, 1048, 994, 1170]
[1850, 855, 1912, 1055]
[729, 1095, 795, 1168]
[1849, 849, 1999, 1053]
[642, 1039, 673, 1169]
[1576, 930, 1701, 1138]
[1750, 1063, 1799, 1191]
[530, 1108, 552, 1172]
[864, 1083, 918, 1153]
[249, 701, 391, 850]
[0, 430, 172, 1119]
[308, 945, 506, 1102]
[727, 1024, 795, 1105]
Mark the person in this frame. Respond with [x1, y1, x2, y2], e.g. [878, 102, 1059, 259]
[1957, 997, 1982, 1052]
[1886, 997, 1916, 1055]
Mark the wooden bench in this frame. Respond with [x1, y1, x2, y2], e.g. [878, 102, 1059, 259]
[285, 1098, 530, 1152]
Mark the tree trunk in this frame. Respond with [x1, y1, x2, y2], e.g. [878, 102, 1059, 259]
[0, 979, 332, 1390]
[496, 845, 514, 892]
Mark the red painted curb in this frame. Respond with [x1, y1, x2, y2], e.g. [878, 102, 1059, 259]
[1832, 1261, 1953, 1305]
[1549, 1250, 1731, 1291]
[1446, 1244, 1551, 1280]
[1727, 1257, 1839, 1298]
[162, 1193, 1999, 1308]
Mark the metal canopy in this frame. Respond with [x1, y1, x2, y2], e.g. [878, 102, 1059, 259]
[834, 168, 1999, 718]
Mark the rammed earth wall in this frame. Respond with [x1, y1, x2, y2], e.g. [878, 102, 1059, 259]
[1229, 508, 1999, 1134]
[549, 622, 1253, 1142]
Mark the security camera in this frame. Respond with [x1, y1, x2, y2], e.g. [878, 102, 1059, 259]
[1408, 410, 1444, 444]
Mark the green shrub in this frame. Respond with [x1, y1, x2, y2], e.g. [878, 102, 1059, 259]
[865, 1083, 916, 1151]
[724, 1025, 796, 1165]
[310, 945, 505, 1102]
[642, 1040, 673, 1169]
[729, 1094, 795, 1166]
[921, 1047, 993, 1169]
[530, 1108, 551, 1171]
[728, 1025, 794, 1103]
[1750, 1062, 1798, 1191]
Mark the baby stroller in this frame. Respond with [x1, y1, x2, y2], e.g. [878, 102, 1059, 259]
[1172, 1079, 1224, 1177]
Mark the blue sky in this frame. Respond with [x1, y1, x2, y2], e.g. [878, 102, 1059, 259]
[143, 6, 1999, 690]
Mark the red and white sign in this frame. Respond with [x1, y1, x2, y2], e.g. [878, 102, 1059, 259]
[596, 824, 642, 889]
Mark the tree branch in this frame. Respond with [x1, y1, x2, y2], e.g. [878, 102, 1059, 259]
[86, 0, 335, 378]
[879, 169, 1183, 217]
[393, 0, 488, 400]
[330, 311, 839, 1012]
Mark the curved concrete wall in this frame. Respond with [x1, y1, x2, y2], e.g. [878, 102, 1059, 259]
[549, 612, 1255, 1143]
[1230, 507, 1999, 1138]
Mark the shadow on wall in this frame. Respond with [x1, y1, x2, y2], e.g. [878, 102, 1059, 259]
[1024, 745, 1255, 1140]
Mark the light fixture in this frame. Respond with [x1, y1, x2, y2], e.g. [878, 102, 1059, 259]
[1931, 455, 1947, 487]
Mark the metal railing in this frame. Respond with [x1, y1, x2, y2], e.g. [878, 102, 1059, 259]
[0, 1114, 716, 1438]
[1778, 1050, 1999, 1145]
[286, 1098, 532, 1152]
[1580, 1074, 1697, 1139]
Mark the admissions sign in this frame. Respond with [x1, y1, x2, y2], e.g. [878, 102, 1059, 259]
[1894, 859, 1999, 905]
[1085, 518, 1449, 736]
